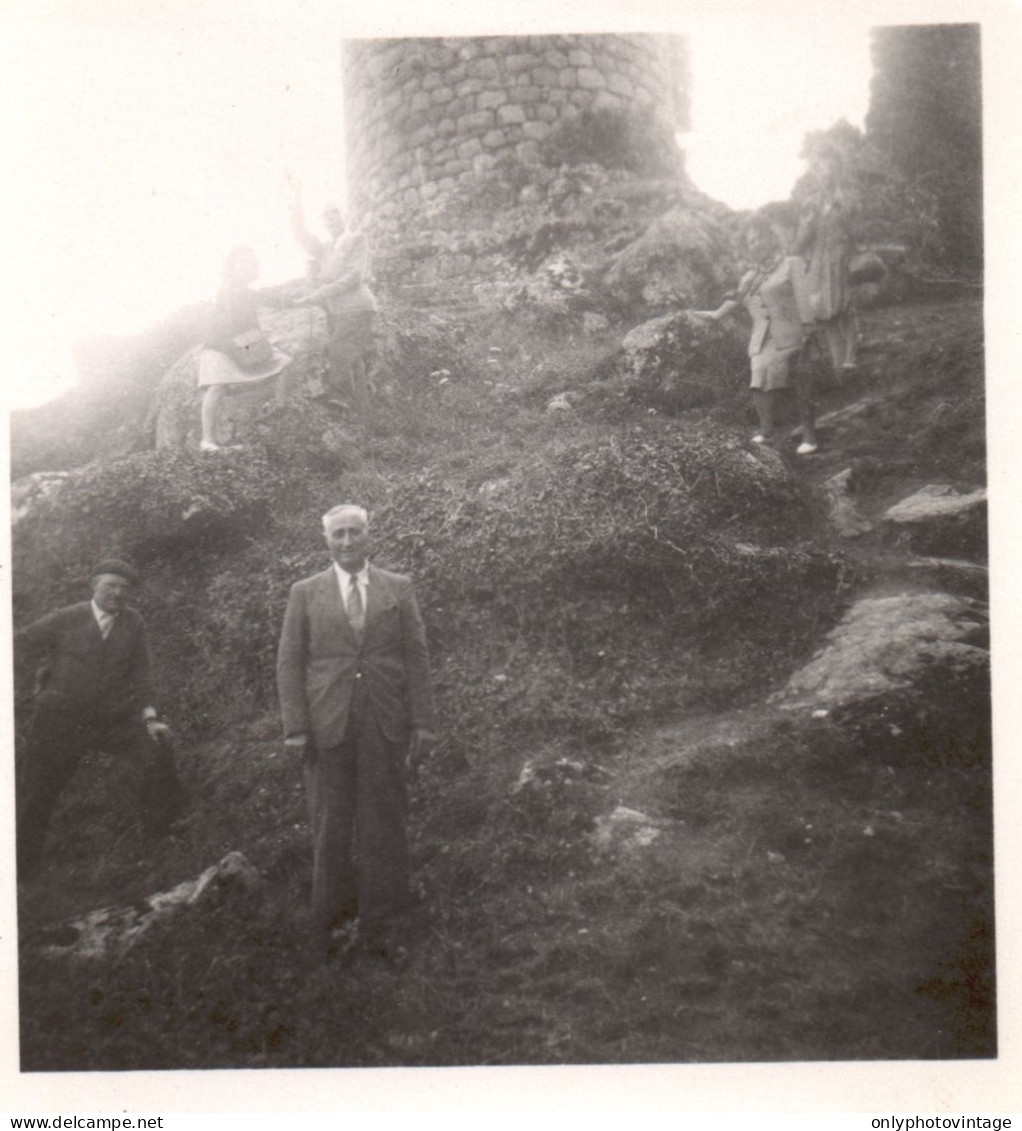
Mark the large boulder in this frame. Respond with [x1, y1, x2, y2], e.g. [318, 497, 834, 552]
[568, 310, 746, 420]
[882, 485, 987, 559]
[778, 590, 989, 760]
[601, 206, 734, 316]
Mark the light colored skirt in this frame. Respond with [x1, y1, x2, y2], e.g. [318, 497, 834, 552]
[750, 343, 800, 392]
[198, 347, 291, 388]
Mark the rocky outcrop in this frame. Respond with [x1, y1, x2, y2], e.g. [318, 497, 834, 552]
[11, 471, 73, 526]
[778, 590, 989, 760]
[822, 468, 873, 539]
[781, 591, 988, 712]
[36, 852, 262, 963]
[602, 207, 732, 312]
[590, 805, 669, 854]
[882, 485, 987, 558]
[561, 308, 745, 420]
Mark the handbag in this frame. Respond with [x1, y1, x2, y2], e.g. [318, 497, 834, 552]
[849, 250, 886, 286]
[231, 329, 275, 370]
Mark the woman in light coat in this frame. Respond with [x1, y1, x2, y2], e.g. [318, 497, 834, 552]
[695, 216, 818, 454]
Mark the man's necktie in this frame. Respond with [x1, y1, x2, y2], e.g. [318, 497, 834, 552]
[347, 574, 365, 637]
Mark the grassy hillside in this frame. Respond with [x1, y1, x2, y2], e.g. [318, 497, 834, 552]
[14, 273, 990, 1067]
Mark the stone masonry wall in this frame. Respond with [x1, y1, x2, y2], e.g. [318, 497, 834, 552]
[342, 34, 688, 237]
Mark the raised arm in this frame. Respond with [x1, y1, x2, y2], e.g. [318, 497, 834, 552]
[288, 184, 325, 260]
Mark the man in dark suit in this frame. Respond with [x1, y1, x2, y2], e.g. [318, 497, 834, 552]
[15, 560, 184, 880]
[277, 505, 436, 961]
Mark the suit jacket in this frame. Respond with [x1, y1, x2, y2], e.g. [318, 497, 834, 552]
[276, 564, 435, 750]
[15, 601, 155, 721]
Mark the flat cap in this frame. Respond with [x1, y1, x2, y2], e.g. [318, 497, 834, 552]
[91, 559, 139, 584]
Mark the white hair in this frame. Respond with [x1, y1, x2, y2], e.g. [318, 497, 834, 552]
[322, 504, 368, 533]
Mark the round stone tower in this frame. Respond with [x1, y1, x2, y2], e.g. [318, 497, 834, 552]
[341, 33, 688, 237]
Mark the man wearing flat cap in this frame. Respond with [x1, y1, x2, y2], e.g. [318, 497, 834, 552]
[14, 560, 184, 880]
[277, 505, 436, 961]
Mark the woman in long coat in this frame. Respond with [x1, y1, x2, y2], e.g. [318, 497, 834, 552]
[792, 148, 859, 373]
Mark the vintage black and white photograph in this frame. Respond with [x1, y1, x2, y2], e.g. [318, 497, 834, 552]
[2, 0, 1014, 1111]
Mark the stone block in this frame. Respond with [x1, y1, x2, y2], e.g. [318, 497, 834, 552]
[482, 128, 507, 149]
[403, 187, 421, 207]
[568, 49, 593, 67]
[497, 103, 527, 125]
[473, 153, 498, 174]
[516, 140, 541, 164]
[608, 72, 635, 98]
[443, 158, 471, 176]
[522, 120, 552, 141]
[408, 124, 433, 148]
[457, 137, 485, 160]
[457, 78, 484, 98]
[593, 91, 624, 112]
[547, 89, 569, 104]
[545, 49, 568, 68]
[457, 110, 495, 132]
[532, 66, 559, 87]
[432, 86, 455, 104]
[478, 89, 509, 110]
[437, 118, 457, 136]
[504, 125, 523, 143]
[558, 68, 579, 88]
[437, 176, 458, 193]
[426, 44, 456, 69]
[536, 103, 559, 122]
[517, 85, 543, 103]
[570, 89, 596, 107]
[577, 67, 607, 89]
[634, 84, 654, 105]
[419, 181, 440, 201]
[422, 73, 441, 91]
[410, 90, 432, 112]
[468, 57, 500, 80]
[506, 53, 535, 74]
